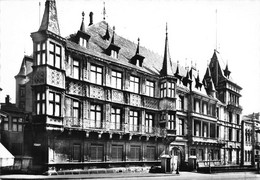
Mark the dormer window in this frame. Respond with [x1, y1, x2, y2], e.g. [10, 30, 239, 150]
[111, 50, 118, 59]
[79, 37, 88, 48]
[130, 38, 145, 67]
[77, 12, 90, 48]
[106, 26, 120, 59]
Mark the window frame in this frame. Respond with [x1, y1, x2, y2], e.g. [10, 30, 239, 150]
[145, 113, 154, 133]
[36, 42, 46, 65]
[48, 91, 61, 117]
[90, 103, 103, 128]
[111, 70, 122, 89]
[111, 107, 122, 130]
[129, 75, 140, 93]
[49, 41, 61, 68]
[36, 92, 46, 115]
[129, 110, 139, 132]
[90, 64, 103, 85]
[145, 80, 155, 97]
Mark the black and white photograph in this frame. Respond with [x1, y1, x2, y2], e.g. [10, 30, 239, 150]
[0, 0, 260, 179]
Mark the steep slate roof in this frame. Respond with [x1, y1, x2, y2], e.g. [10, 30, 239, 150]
[66, 20, 211, 96]
[66, 21, 176, 76]
[210, 50, 242, 89]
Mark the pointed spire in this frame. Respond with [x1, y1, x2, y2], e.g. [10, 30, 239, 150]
[224, 63, 231, 78]
[103, 2, 106, 20]
[39, 0, 60, 35]
[80, 11, 86, 32]
[16, 58, 27, 77]
[103, 22, 110, 40]
[136, 38, 140, 55]
[111, 26, 115, 44]
[160, 23, 174, 76]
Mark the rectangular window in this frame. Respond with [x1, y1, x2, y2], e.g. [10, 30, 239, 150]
[130, 146, 140, 161]
[11, 118, 23, 132]
[145, 80, 154, 97]
[48, 92, 61, 116]
[147, 146, 156, 161]
[179, 95, 184, 110]
[202, 102, 208, 115]
[90, 144, 103, 162]
[129, 76, 139, 93]
[36, 92, 45, 115]
[167, 82, 175, 98]
[73, 144, 81, 162]
[111, 71, 122, 89]
[236, 129, 240, 142]
[194, 99, 200, 113]
[90, 65, 103, 85]
[236, 114, 240, 125]
[36, 42, 46, 65]
[111, 107, 121, 130]
[198, 149, 204, 160]
[160, 82, 167, 98]
[194, 120, 201, 136]
[90, 104, 102, 128]
[129, 110, 139, 132]
[167, 114, 175, 130]
[178, 118, 184, 135]
[73, 59, 80, 79]
[145, 113, 154, 133]
[210, 123, 216, 138]
[73, 101, 80, 126]
[49, 42, 61, 68]
[19, 85, 25, 97]
[111, 145, 123, 161]
[203, 122, 208, 137]
[190, 149, 196, 156]
[229, 112, 233, 123]
[3, 117, 9, 131]
[229, 128, 233, 141]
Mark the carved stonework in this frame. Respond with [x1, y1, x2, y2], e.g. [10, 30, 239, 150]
[159, 99, 175, 110]
[112, 90, 124, 103]
[68, 82, 83, 95]
[48, 69, 63, 88]
[130, 94, 141, 107]
[144, 97, 158, 109]
[90, 85, 104, 100]
[33, 68, 45, 84]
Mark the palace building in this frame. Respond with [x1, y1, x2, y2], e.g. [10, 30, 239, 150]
[14, 0, 243, 172]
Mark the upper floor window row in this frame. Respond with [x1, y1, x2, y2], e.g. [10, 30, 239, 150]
[72, 62, 155, 96]
[160, 82, 175, 98]
[36, 41, 62, 69]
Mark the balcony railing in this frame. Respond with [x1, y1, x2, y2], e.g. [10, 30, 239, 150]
[63, 117, 172, 137]
[227, 101, 242, 109]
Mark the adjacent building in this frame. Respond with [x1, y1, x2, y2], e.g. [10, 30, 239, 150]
[12, 0, 243, 173]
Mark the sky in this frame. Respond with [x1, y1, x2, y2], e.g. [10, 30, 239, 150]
[0, 0, 260, 115]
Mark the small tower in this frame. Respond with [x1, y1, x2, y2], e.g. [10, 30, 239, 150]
[159, 23, 177, 146]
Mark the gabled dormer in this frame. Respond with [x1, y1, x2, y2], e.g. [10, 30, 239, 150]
[182, 68, 192, 87]
[195, 71, 203, 90]
[75, 12, 91, 48]
[130, 38, 145, 67]
[106, 26, 121, 59]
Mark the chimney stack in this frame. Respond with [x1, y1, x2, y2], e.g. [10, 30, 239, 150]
[89, 12, 93, 26]
[5, 95, 10, 104]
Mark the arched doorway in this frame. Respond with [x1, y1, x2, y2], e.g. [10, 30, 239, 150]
[171, 146, 184, 171]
